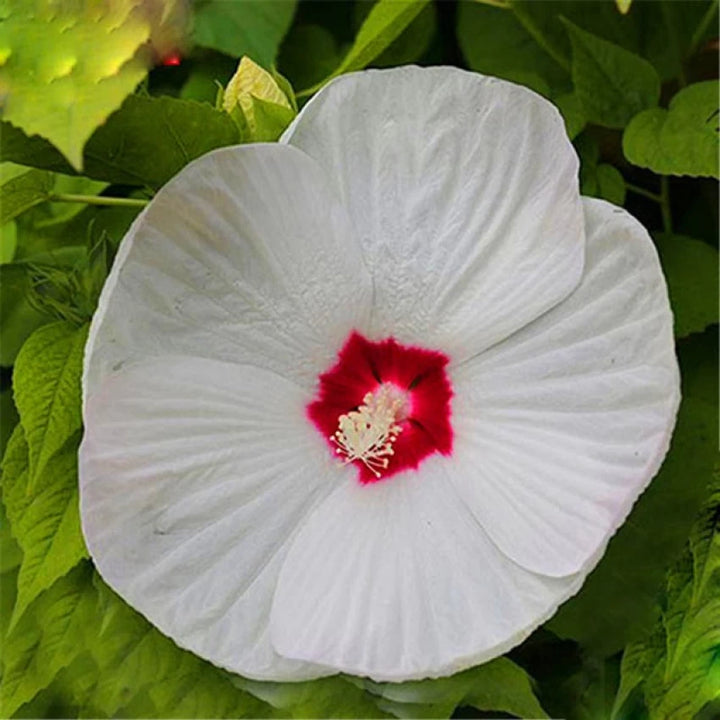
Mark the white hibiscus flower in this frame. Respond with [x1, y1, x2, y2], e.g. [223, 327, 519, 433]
[79, 66, 680, 683]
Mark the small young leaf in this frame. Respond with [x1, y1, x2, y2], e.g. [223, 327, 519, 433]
[655, 234, 719, 338]
[0, 170, 54, 225]
[563, 17, 660, 128]
[192, 0, 297, 69]
[623, 81, 719, 179]
[13, 322, 88, 489]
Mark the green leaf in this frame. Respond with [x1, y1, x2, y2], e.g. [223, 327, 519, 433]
[2, 425, 87, 627]
[457, 1, 569, 98]
[353, 0, 437, 68]
[549, 328, 719, 656]
[563, 17, 660, 128]
[1, 94, 241, 189]
[363, 658, 548, 719]
[554, 93, 586, 140]
[0, 563, 95, 717]
[595, 164, 626, 206]
[615, 472, 720, 720]
[300, 0, 430, 95]
[0, 263, 49, 366]
[236, 675, 390, 718]
[655, 234, 719, 338]
[192, 0, 297, 69]
[0, 170, 54, 225]
[336, 0, 430, 75]
[13, 321, 88, 489]
[0, 0, 185, 170]
[0, 386, 19, 460]
[623, 81, 719, 179]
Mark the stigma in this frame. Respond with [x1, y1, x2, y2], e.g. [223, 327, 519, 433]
[331, 384, 409, 478]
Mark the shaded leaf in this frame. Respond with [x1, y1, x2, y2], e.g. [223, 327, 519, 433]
[549, 329, 719, 655]
[655, 234, 719, 338]
[1, 94, 241, 189]
[623, 81, 719, 179]
[192, 0, 297, 69]
[563, 17, 660, 128]
[13, 322, 88, 489]
[0, 263, 49, 366]
[457, 1, 569, 97]
[0, 170, 54, 225]
[615, 472, 720, 720]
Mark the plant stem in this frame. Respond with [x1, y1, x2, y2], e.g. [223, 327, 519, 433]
[689, 0, 718, 57]
[48, 193, 149, 208]
[659, 176, 673, 234]
[625, 182, 662, 203]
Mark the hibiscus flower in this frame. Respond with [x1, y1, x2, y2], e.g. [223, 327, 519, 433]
[79, 66, 679, 682]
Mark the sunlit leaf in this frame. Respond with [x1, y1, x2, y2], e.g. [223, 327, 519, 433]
[0, 0, 188, 169]
[13, 321, 88, 489]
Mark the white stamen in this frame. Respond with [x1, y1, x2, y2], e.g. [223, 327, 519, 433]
[331, 384, 407, 478]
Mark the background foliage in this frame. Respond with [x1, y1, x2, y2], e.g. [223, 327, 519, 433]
[0, 1, 718, 718]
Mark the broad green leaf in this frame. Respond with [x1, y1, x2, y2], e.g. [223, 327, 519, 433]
[563, 17, 660, 128]
[335, 0, 430, 76]
[300, 0, 430, 95]
[1, 94, 241, 189]
[549, 329, 719, 655]
[595, 164, 626, 206]
[362, 659, 548, 719]
[0, 0, 186, 170]
[278, 24, 343, 92]
[623, 81, 719, 179]
[353, 0, 437, 68]
[457, 1, 569, 97]
[0, 563, 94, 717]
[236, 675, 389, 718]
[13, 321, 88, 489]
[0, 386, 19, 458]
[192, 0, 297, 69]
[3, 429, 87, 627]
[554, 93, 586, 139]
[0, 219, 17, 264]
[655, 234, 719, 338]
[0, 169, 53, 224]
[0, 501, 21, 575]
[0, 263, 49, 366]
[615, 473, 720, 720]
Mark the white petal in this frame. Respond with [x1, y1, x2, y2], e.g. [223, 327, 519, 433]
[80, 355, 343, 680]
[84, 144, 372, 396]
[282, 66, 584, 361]
[271, 460, 585, 681]
[448, 198, 680, 578]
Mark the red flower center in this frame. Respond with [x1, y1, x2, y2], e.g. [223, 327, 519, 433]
[307, 332, 453, 484]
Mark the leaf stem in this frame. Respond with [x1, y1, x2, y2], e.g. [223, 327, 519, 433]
[689, 0, 718, 57]
[660, 176, 673, 234]
[47, 193, 149, 208]
[625, 182, 662, 203]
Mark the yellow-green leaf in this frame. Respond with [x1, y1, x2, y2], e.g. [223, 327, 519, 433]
[0, 169, 53, 225]
[623, 81, 719, 179]
[0, 0, 187, 170]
